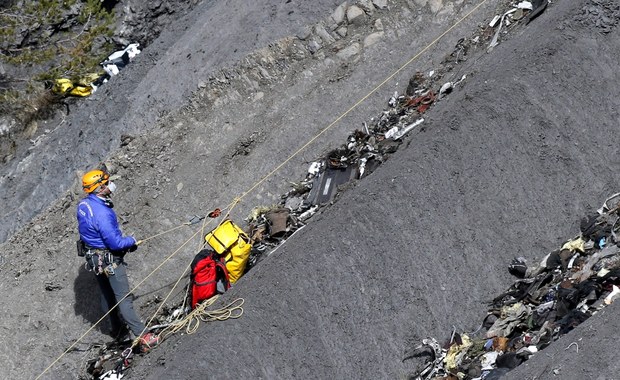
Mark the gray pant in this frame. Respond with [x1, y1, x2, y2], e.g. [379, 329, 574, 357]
[96, 262, 146, 337]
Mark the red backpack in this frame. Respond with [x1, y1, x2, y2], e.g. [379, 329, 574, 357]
[190, 249, 230, 309]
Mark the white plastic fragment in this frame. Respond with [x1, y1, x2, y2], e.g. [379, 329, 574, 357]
[298, 205, 318, 221]
[308, 161, 322, 175]
[359, 157, 367, 178]
[103, 64, 120, 76]
[489, 15, 501, 27]
[597, 268, 610, 277]
[347, 136, 357, 150]
[517, 1, 534, 10]
[439, 82, 453, 95]
[107, 43, 141, 61]
[388, 91, 398, 107]
[100, 369, 124, 380]
[488, 9, 517, 50]
[480, 351, 499, 369]
[604, 285, 620, 305]
[392, 118, 424, 140]
[384, 126, 399, 139]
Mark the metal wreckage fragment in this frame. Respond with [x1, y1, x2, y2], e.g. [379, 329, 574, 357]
[245, 84, 436, 267]
[407, 193, 620, 380]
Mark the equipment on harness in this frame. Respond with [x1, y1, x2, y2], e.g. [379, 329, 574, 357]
[84, 247, 117, 276]
[82, 169, 110, 193]
[189, 249, 230, 309]
[204, 220, 252, 284]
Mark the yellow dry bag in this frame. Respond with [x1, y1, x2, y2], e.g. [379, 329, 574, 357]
[204, 220, 252, 284]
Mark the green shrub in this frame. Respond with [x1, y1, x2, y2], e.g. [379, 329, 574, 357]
[0, 0, 116, 121]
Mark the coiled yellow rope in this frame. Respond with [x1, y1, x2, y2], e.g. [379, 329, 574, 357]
[159, 296, 245, 338]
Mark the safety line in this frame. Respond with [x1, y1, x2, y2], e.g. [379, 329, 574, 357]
[139, 223, 186, 244]
[237, 0, 490, 203]
[36, 2, 488, 377]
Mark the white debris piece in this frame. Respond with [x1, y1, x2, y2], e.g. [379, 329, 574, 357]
[308, 161, 322, 175]
[604, 285, 620, 305]
[439, 82, 453, 96]
[489, 15, 501, 27]
[107, 43, 141, 61]
[392, 118, 424, 140]
[517, 1, 534, 10]
[384, 126, 399, 139]
[488, 9, 517, 50]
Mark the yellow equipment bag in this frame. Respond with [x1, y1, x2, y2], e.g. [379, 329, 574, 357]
[52, 78, 93, 97]
[204, 220, 252, 284]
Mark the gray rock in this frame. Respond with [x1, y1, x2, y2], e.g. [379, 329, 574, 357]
[336, 42, 361, 61]
[346, 5, 366, 25]
[330, 2, 348, 25]
[364, 31, 384, 47]
[296, 25, 313, 41]
[357, 0, 375, 14]
[372, 0, 389, 9]
[307, 39, 322, 54]
[314, 24, 336, 45]
[336, 26, 348, 38]
[374, 18, 384, 31]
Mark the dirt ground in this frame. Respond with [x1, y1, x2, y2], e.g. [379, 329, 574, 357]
[1, 0, 620, 379]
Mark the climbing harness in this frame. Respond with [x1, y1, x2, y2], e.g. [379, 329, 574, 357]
[84, 248, 116, 276]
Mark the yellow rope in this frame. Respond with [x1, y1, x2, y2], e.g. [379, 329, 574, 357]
[35, 2, 489, 377]
[159, 296, 245, 338]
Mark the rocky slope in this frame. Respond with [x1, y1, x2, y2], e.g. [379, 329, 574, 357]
[1, 0, 620, 379]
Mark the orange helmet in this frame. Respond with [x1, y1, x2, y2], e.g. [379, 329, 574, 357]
[82, 169, 109, 193]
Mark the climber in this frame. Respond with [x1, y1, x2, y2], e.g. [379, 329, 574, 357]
[76, 167, 158, 351]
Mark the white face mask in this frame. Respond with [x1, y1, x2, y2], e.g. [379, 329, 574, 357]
[107, 181, 117, 193]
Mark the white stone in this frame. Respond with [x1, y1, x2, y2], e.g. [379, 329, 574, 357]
[336, 42, 361, 60]
[336, 26, 348, 37]
[364, 32, 384, 47]
[330, 2, 348, 25]
[346, 5, 365, 25]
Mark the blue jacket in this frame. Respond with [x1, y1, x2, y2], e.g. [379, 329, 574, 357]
[77, 194, 136, 251]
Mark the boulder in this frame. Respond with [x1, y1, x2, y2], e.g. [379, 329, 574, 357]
[346, 5, 366, 25]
